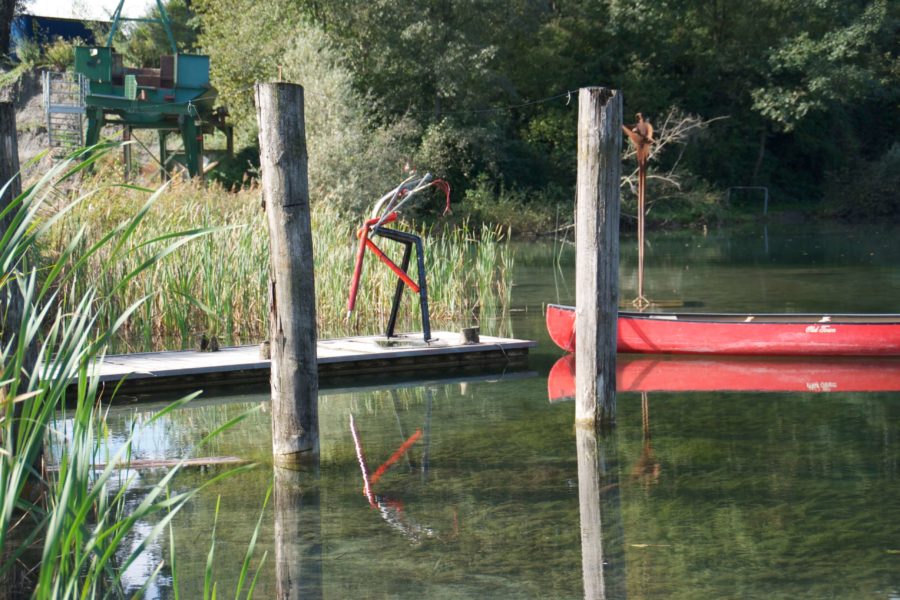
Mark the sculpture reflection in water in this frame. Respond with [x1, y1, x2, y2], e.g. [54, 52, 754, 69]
[349, 389, 455, 544]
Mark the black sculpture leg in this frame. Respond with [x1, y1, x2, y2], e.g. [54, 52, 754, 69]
[374, 227, 431, 342]
[386, 240, 412, 339]
[413, 234, 430, 342]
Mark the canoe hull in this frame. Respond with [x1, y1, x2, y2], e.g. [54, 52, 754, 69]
[546, 304, 900, 356]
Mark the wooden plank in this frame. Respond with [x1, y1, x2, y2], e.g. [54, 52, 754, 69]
[46, 456, 249, 472]
[78, 332, 534, 395]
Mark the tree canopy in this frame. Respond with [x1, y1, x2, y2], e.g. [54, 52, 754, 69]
[191, 0, 900, 218]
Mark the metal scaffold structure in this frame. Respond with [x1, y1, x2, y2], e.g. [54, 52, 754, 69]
[42, 70, 88, 156]
[58, 0, 232, 178]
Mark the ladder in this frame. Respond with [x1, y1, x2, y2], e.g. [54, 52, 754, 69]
[42, 71, 87, 156]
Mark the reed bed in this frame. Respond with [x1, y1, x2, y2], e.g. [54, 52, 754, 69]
[43, 175, 514, 351]
[1, 149, 265, 597]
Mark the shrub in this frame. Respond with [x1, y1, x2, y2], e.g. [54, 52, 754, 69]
[43, 37, 81, 72]
[461, 175, 557, 235]
[14, 38, 42, 67]
[824, 143, 900, 220]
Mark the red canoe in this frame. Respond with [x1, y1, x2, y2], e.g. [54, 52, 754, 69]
[548, 354, 900, 401]
[546, 304, 900, 356]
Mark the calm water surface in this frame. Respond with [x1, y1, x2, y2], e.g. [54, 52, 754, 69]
[84, 223, 900, 598]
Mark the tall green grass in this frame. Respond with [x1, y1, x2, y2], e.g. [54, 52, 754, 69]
[1, 145, 511, 595]
[42, 174, 514, 351]
[0, 148, 263, 597]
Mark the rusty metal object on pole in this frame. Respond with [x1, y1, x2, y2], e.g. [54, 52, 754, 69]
[622, 113, 654, 310]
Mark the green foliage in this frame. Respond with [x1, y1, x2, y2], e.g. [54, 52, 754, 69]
[124, 0, 199, 67]
[0, 61, 26, 89]
[641, 177, 726, 229]
[193, 0, 303, 146]
[415, 119, 504, 198]
[13, 36, 42, 67]
[0, 148, 259, 597]
[311, 0, 509, 119]
[191, 0, 897, 221]
[461, 175, 556, 234]
[279, 25, 382, 210]
[751, 0, 895, 131]
[520, 108, 577, 185]
[195, 2, 407, 210]
[824, 143, 900, 220]
[609, 0, 897, 201]
[43, 37, 80, 71]
[42, 168, 514, 351]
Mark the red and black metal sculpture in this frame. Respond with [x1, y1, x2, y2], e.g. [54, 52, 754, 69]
[347, 173, 451, 342]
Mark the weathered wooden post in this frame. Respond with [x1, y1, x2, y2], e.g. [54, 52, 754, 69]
[1, 101, 27, 367]
[0, 102, 19, 210]
[575, 87, 622, 429]
[255, 82, 319, 466]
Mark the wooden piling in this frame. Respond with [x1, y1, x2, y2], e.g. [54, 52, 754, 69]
[0, 102, 20, 212]
[0, 101, 31, 373]
[575, 87, 622, 428]
[256, 82, 319, 466]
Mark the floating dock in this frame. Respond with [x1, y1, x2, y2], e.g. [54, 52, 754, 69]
[91, 332, 534, 395]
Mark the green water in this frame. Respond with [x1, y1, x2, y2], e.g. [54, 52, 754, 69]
[93, 223, 899, 598]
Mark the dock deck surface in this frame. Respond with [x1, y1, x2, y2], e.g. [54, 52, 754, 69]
[92, 331, 534, 394]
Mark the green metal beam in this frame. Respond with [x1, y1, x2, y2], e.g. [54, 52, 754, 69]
[106, 0, 126, 47]
[156, 0, 178, 56]
[105, 0, 178, 55]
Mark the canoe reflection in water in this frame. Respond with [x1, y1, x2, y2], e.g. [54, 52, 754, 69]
[548, 354, 900, 401]
[349, 412, 449, 543]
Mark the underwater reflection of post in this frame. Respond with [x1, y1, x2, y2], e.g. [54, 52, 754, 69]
[577, 426, 626, 599]
[274, 466, 323, 600]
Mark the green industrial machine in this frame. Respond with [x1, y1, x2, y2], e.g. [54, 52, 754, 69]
[74, 0, 231, 178]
